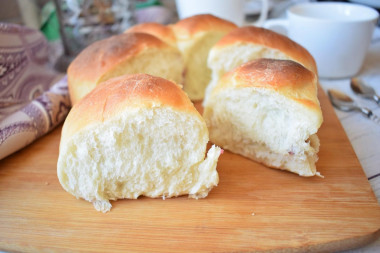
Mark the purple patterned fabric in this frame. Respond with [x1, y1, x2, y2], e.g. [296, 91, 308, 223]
[0, 23, 71, 160]
[0, 76, 70, 160]
[0, 23, 57, 111]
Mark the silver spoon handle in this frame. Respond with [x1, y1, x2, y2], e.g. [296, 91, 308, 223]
[361, 107, 380, 125]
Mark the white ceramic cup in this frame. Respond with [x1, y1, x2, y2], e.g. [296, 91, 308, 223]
[175, 0, 269, 27]
[264, 2, 379, 79]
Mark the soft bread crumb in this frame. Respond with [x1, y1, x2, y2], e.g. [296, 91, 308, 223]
[189, 145, 221, 198]
[93, 200, 112, 213]
[57, 74, 222, 212]
[203, 59, 323, 177]
[315, 172, 324, 178]
[58, 108, 221, 212]
[204, 88, 320, 176]
[171, 15, 237, 100]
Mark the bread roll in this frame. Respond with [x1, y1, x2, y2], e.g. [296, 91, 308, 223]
[125, 22, 177, 48]
[58, 74, 222, 212]
[204, 26, 317, 105]
[171, 14, 237, 101]
[203, 59, 323, 177]
[67, 33, 184, 105]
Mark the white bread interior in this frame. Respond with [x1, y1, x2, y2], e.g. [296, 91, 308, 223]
[203, 59, 323, 177]
[170, 14, 237, 101]
[174, 31, 232, 101]
[58, 74, 221, 212]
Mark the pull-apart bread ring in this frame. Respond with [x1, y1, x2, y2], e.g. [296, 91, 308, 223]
[58, 74, 222, 212]
[68, 14, 236, 105]
[125, 15, 237, 101]
[203, 59, 323, 177]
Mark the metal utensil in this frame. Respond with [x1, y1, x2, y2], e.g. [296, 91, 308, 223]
[350, 78, 380, 105]
[328, 89, 380, 125]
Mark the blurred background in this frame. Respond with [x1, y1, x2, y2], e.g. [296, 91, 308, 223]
[0, 0, 379, 72]
[1, 0, 379, 27]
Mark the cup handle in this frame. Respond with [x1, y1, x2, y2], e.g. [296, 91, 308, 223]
[250, 0, 269, 27]
[262, 19, 289, 35]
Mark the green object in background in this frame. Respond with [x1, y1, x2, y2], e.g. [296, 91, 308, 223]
[135, 0, 161, 9]
[40, 1, 60, 41]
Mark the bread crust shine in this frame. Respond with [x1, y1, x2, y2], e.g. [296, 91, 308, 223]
[213, 59, 321, 114]
[67, 32, 180, 104]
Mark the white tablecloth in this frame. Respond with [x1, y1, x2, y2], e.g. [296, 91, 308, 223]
[320, 27, 380, 253]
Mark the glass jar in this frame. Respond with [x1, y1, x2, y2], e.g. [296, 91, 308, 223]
[54, 0, 136, 57]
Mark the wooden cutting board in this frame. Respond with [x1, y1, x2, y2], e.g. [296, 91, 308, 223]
[0, 88, 379, 253]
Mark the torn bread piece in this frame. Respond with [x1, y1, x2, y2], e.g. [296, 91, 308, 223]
[203, 59, 323, 177]
[58, 74, 222, 212]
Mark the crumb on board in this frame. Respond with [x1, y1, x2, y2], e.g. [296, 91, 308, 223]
[316, 172, 324, 178]
[251, 212, 255, 216]
[45, 182, 49, 185]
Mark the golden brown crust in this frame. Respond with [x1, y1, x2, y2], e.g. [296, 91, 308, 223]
[213, 26, 318, 74]
[67, 33, 171, 104]
[171, 14, 237, 40]
[62, 74, 200, 141]
[125, 23, 177, 47]
[213, 59, 321, 113]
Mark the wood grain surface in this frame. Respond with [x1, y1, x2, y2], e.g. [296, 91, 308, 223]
[0, 88, 379, 253]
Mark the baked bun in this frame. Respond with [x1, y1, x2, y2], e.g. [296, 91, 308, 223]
[203, 59, 323, 177]
[171, 14, 237, 101]
[58, 74, 222, 212]
[67, 32, 184, 105]
[204, 26, 317, 104]
[125, 22, 177, 48]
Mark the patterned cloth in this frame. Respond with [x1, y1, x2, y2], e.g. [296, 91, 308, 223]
[0, 23, 71, 160]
